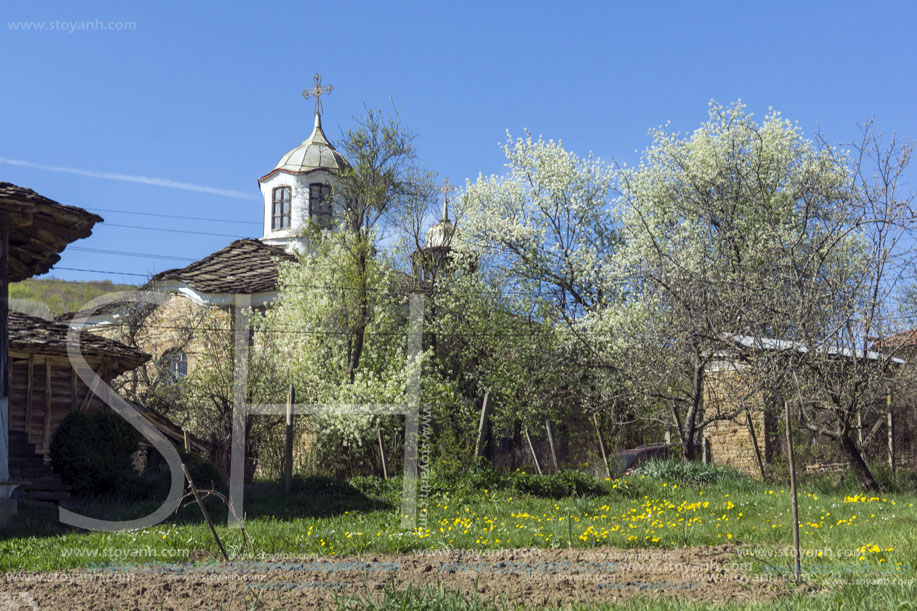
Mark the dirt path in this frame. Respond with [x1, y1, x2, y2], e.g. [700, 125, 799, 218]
[1, 546, 800, 609]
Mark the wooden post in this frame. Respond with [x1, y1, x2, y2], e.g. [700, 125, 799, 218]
[524, 428, 542, 476]
[887, 401, 895, 473]
[283, 383, 294, 493]
[545, 419, 559, 473]
[592, 413, 611, 479]
[377, 427, 388, 480]
[25, 355, 33, 443]
[0, 226, 8, 483]
[784, 400, 801, 583]
[473, 391, 490, 459]
[183, 430, 191, 453]
[42, 361, 52, 455]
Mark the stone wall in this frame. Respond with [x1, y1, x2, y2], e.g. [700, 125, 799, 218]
[703, 368, 771, 478]
[705, 410, 769, 477]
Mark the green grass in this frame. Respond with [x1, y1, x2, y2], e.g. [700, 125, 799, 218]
[9, 277, 136, 317]
[3, 463, 917, 608]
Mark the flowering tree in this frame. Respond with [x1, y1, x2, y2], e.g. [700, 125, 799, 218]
[615, 101, 854, 460]
[456, 132, 631, 454]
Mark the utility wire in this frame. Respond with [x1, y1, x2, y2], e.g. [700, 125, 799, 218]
[100, 223, 247, 239]
[53, 267, 151, 278]
[68, 247, 197, 262]
[88, 207, 261, 226]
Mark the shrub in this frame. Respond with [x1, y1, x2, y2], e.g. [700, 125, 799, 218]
[633, 458, 756, 489]
[422, 459, 620, 499]
[50, 410, 142, 497]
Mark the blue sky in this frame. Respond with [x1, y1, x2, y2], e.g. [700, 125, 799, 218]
[2, 0, 915, 283]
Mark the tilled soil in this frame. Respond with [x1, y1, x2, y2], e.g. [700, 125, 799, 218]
[1, 546, 803, 609]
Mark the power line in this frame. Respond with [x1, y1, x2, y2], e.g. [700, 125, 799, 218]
[68, 247, 197, 262]
[100, 223, 247, 239]
[88, 207, 261, 226]
[53, 267, 151, 278]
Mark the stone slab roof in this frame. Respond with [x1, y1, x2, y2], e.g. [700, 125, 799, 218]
[150, 239, 296, 295]
[0, 182, 102, 282]
[10, 311, 150, 374]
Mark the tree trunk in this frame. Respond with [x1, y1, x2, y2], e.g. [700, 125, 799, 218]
[346, 321, 366, 384]
[839, 431, 880, 492]
[680, 363, 704, 462]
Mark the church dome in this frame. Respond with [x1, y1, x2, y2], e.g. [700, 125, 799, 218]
[271, 114, 350, 175]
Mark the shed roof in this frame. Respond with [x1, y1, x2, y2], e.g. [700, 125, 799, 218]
[724, 334, 905, 364]
[0, 182, 102, 282]
[10, 312, 150, 374]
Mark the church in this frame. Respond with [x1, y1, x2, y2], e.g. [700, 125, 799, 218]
[63, 75, 453, 474]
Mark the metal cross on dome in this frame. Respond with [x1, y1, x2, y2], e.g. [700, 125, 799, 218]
[440, 178, 456, 222]
[302, 73, 333, 117]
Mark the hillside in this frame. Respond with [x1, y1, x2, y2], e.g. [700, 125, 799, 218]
[9, 278, 138, 319]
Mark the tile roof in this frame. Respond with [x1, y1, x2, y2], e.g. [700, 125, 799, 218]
[150, 239, 296, 295]
[0, 182, 102, 282]
[870, 329, 917, 350]
[10, 311, 150, 374]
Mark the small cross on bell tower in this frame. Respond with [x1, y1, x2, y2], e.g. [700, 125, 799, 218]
[439, 178, 456, 224]
[302, 73, 333, 119]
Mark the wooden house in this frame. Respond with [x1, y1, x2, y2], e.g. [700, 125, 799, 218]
[0, 182, 104, 520]
[8, 311, 149, 457]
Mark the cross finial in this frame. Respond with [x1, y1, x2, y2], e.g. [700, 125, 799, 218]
[440, 178, 456, 223]
[302, 73, 333, 117]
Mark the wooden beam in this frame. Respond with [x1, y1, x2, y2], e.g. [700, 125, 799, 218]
[0, 226, 8, 483]
[42, 361, 51, 454]
[25, 354, 33, 443]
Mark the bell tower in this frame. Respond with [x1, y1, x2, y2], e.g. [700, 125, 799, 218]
[257, 74, 350, 253]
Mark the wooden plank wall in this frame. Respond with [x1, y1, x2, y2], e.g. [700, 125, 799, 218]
[7, 355, 109, 457]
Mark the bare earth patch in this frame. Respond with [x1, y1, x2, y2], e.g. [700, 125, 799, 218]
[2, 546, 802, 609]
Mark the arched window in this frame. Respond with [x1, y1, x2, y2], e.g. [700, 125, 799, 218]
[272, 186, 292, 230]
[309, 183, 333, 229]
[161, 348, 188, 381]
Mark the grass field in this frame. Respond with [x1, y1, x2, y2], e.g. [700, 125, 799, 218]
[2, 462, 916, 609]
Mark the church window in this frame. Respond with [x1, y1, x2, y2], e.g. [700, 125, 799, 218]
[309, 183, 333, 229]
[272, 186, 292, 230]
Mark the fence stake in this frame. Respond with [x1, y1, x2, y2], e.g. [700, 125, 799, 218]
[182, 463, 229, 561]
[377, 427, 389, 480]
[784, 400, 801, 583]
[545, 419, 559, 473]
[473, 391, 490, 459]
[888, 398, 895, 473]
[284, 384, 294, 494]
[524, 428, 543, 475]
[592, 413, 611, 479]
